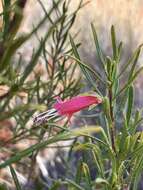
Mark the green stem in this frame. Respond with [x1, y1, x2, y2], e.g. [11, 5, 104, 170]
[109, 85, 116, 153]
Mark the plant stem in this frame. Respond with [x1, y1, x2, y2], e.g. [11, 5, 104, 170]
[109, 85, 116, 153]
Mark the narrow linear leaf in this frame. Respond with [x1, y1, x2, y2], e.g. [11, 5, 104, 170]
[132, 154, 143, 190]
[49, 181, 61, 190]
[126, 85, 134, 125]
[0, 127, 103, 169]
[0, 132, 70, 169]
[118, 44, 143, 78]
[20, 17, 63, 84]
[69, 35, 80, 59]
[82, 163, 92, 190]
[67, 54, 105, 84]
[65, 178, 85, 190]
[3, 0, 11, 38]
[92, 147, 105, 178]
[128, 47, 141, 82]
[91, 23, 105, 67]
[130, 110, 143, 134]
[117, 41, 123, 62]
[114, 67, 143, 99]
[75, 160, 82, 184]
[9, 165, 22, 190]
[69, 35, 102, 95]
[95, 177, 110, 186]
[111, 25, 117, 60]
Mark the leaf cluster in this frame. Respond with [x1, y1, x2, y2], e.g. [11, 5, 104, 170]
[69, 24, 143, 190]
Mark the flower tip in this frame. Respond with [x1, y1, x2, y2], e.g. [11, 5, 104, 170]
[84, 92, 102, 104]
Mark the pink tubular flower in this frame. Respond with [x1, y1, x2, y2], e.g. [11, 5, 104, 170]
[53, 95, 102, 122]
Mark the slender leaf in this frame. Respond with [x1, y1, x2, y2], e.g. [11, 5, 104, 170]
[9, 165, 22, 190]
[118, 44, 143, 78]
[65, 178, 85, 190]
[111, 25, 117, 60]
[75, 159, 83, 184]
[114, 66, 143, 99]
[91, 23, 106, 68]
[69, 35, 102, 94]
[126, 85, 134, 125]
[82, 163, 92, 190]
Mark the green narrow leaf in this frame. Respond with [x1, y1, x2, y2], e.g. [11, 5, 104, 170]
[105, 56, 113, 81]
[91, 23, 105, 67]
[69, 35, 102, 95]
[117, 161, 126, 184]
[114, 66, 143, 99]
[118, 44, 143, 78]
[130, 110, 143, 134]
[67, 54, 105, 84]
[3, 0, 11, 38]
[82, 163, 92, 190]
[111, 25, 117, 60]
[119, 135, 131, 161]
[129, 133, 140, 152]
[9, 165, 22, 190]
[75, 159, 83, 184]
[66, 178, 85, 190]
[128, 47, 141, 81]
[20, 17, 62, 84]
[131, 154, 143, 190]
[103, 97, 112, 125]
[92, 146, 105, 178]
[130, 145, 143, 160]
[126, 85, 134, 125]
[49, 181, 62, 190]
[0, 127, 103, 169]
[69, 35, 80, 59]
[95, 178, 110, 186]
[0, 132, 70, 169]
[117, 42, 123, 62]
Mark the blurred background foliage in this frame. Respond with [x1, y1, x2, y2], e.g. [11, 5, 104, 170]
[0, 0, 82, 189]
